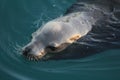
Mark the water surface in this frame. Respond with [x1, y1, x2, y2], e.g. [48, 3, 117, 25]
[0, 0, 120, 80]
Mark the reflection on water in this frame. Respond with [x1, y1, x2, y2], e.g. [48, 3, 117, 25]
[0, 0, 120, 80]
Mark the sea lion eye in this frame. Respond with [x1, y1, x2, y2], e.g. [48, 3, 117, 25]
[46, 46, 57, 51]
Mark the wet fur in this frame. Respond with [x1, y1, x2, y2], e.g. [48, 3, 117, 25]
[23, 0, 120, 61]
[43, 0, 120, 60]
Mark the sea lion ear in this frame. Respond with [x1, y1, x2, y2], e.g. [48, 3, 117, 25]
[67, 34, 81, 43]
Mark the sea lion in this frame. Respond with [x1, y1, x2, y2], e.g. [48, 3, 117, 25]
[22, 0, 120, 61]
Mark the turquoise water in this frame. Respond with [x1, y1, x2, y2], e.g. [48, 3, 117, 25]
[0, 0, 120, 80]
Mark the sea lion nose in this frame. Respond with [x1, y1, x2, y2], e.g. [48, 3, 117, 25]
[22, 47, 31, 56]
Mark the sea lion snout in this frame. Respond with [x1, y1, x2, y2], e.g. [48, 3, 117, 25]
[22, 44, 47, 61]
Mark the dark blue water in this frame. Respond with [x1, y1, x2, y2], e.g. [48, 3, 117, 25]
[0, 0, 120, 80]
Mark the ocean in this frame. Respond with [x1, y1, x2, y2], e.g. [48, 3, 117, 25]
[0, 0, 120, 80]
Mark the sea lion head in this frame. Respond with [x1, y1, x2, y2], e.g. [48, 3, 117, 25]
[22, 20, 81, 61]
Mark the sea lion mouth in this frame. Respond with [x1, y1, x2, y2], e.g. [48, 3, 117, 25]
[23, 53, 46, 61]
[22, 48, 46, 61]
[24, 54, 40, 61]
